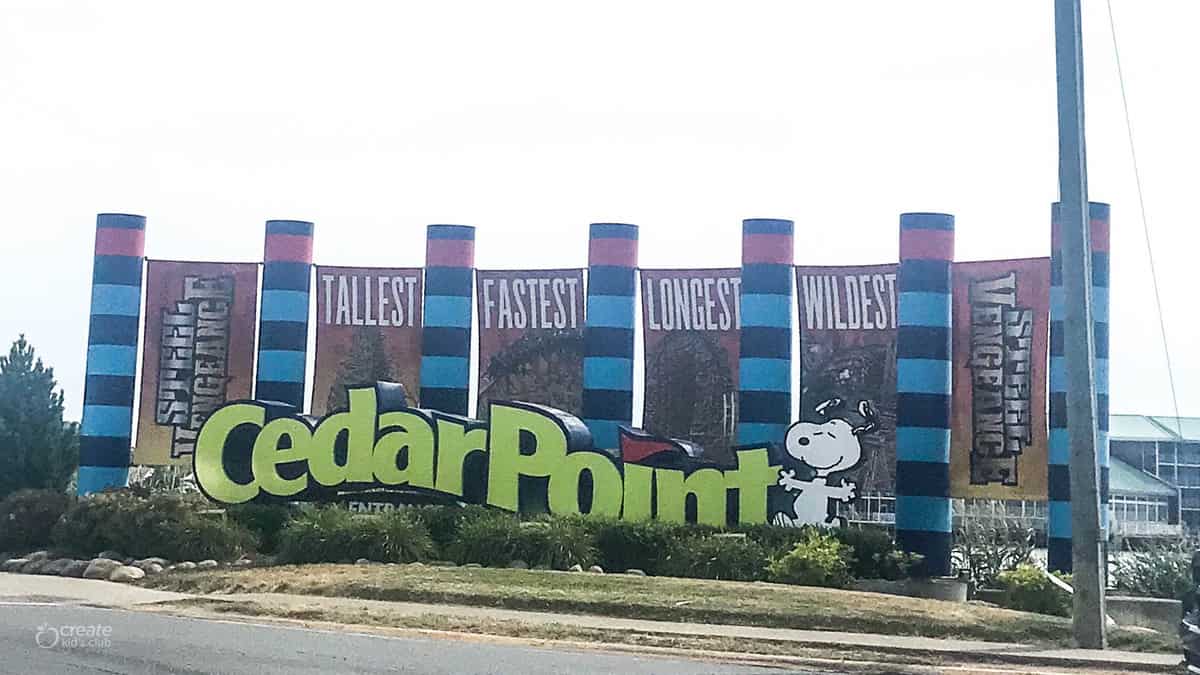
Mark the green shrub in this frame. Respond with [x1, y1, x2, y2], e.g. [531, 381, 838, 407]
[661, 534, 768, 581]
[766, 531, 852, 588]
[51, 490, 255, 561]
[446, 511, 595, 569]
[832, 527, 921, 581]
[734, 523, 808, 558]
[377, 510, 437, 562]
[408, 504, 495, 553]
[593, 519, 703, 575]
[276, 507, 433, 564]
[0, 488, 73, 552]
[953, 519, 1035, 591]
[739, 524, 917, 580]
[444, 511, 524, 566]
[996, 564, 1071, 616]
[226, 503, 294, 554]
[1111, 541, 1193, 601]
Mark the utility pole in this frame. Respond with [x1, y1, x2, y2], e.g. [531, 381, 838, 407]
[1053, 0, 1107, 649]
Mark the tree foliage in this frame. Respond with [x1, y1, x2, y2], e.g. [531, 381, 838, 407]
[0, 335, 78, 497]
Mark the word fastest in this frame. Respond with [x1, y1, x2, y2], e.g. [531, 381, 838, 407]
[194, 387, 780, 526]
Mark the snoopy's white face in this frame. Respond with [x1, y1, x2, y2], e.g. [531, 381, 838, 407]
[784, 418, 862, 476]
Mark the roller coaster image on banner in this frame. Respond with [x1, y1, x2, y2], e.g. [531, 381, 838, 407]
[313, 266, 424, 416]
[795, 263, 899, 495]
[641, 268, 742, 465]
[475, 269, 585, 418]
[949, 257, 1050, 500]
[134, 260, 259, 466]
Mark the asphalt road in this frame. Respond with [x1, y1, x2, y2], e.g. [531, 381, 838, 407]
[0, 603, 804, 675]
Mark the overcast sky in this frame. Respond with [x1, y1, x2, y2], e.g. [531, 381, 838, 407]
[2, 1, 1196, 422]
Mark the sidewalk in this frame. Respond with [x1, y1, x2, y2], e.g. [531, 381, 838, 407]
[0, 572, 1181, 672]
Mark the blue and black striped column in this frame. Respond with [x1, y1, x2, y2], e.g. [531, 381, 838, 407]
[256, 220, 313, 409]
[1093, 204, 1111, 546]
[895, 212, 954, 577]
[1048, 201, 1110, 573]
[420, 224, 475, 415]
[736, 218, 794, 447]
[79, 213, 146, 495]
[582, 223, 638, 452]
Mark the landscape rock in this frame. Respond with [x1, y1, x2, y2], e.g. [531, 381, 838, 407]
[355, 558, 372, 565]
[97, 550, 125, 562]
[1, 559, 29, 573]
[568, 564, 583, 573]
[587, 565, 604, 574]
[196, 560, 219, 570]
[508, 560, 529, 570]
[20, 559, 48, 574]
[61, 560, 91, 578]
[233, 558, 252, 567]
[26, 551, 51, 562]
[624, 569, 647, 576]
[135, 557, 170, 568]
[83, 558, 123, 580]
[174, 561, 198, 571]
[144, 563, 164, 575]
[463, 563, 482, 569]
[41, 558, 74, 575]
[109, 565, 146, 583]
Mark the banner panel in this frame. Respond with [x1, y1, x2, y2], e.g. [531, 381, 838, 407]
[134, 261, 259, 465]
[950, 258, 1050, 500]
[640, 268, 741, 465]
[313, 266, 423, 416]
[796, 264, 899, 495]
[476, 269, 585, 417]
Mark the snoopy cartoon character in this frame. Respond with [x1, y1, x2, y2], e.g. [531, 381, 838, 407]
[772, 398, 877, 527]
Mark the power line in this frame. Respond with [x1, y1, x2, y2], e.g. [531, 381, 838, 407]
[1104, 0, 1184, 437]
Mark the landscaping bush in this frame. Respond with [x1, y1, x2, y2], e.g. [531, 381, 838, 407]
[1111, 540, 1193, 601]
[740, 523, 917, 580]
[832, 527, 922, 581]
[995, 564, 1071, 617]
[0, 488, 73, 552]
[51, 490, 255, 561]
[446, 511, 595, 569]
[276, 507, 433, 564]
[953, 520, 1034, 591]
[661, 534, 768, 582]
[408, 504, 495, 553]
[593, 518, 702, 575]
[226, 503, 294, 554]
[766, 530, 852, 588]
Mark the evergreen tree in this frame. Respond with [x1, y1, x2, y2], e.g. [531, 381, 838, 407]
[0, 335, 78, 497]
[326, 326, 394, 412]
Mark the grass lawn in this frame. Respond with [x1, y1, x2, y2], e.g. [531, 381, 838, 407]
[141, 563, 1177, 653]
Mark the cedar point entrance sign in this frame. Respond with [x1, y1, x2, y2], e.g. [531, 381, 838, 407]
[195, 387, 780, 526]
[79, 208, 1111, 576]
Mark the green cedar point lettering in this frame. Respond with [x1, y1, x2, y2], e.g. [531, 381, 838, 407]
[193, 386, 782, 524]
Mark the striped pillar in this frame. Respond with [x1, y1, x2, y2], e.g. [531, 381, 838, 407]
[582, 223, 638, 452]
[895, 212, 954, 577]
[421, 224, 475, 415]
[1048, 201, 1110, 573]
[1093, 204, 1111, 547]
[79, 213, 146, 495]
[736, 218, 794, 447]
[256, 220, 314, 409]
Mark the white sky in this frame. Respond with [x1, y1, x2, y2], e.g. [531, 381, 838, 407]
[1, 1, 1196, 422]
